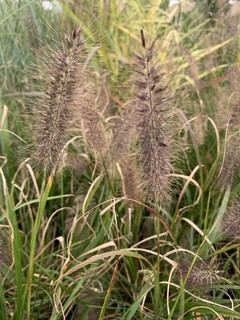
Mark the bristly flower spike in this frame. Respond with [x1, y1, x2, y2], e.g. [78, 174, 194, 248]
[221, 197, 240, 239]
[33, 27, 86, 174]
[133, 30, 175, 206]
[179, 260, 222, 288]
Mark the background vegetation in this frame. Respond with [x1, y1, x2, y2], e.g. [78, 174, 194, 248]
[1, 0, 240, 319]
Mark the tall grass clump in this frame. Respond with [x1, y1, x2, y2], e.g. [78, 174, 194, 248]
[2, 1, 240, 319]
[25, 25, 108, 319]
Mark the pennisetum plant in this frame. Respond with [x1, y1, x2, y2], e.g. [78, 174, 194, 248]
[25, 27, 104, 319]
[128, 30, 177, 311]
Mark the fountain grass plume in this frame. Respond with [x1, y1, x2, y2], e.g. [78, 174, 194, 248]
[32, 27, 86, 173]
[217, 67, 240, 188]
[32, 27, 106, 174]
[179, 259, 221, 288]
[221, 197, 240, 239]
[133, 30, 175, 206]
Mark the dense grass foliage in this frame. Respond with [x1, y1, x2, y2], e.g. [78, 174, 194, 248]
[1, 0, 240, 319]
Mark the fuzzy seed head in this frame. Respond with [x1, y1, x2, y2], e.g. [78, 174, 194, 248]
[121, 155, 143, 203]
[216, 67, 240, 188]
[33, 28, 86, 173]
[133, 30, 175, 205]
[221, 198, 240, 239]
[32, 27, 106, 173]
[180, 260, 221, 288]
